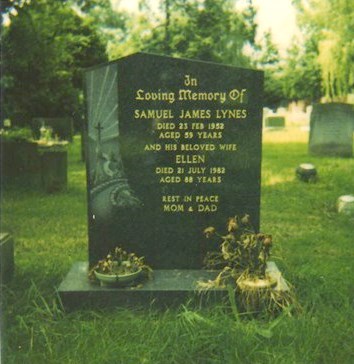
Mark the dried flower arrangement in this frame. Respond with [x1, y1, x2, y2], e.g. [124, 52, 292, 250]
[89, 247, 152, 286]
[199, 214, 296, 314]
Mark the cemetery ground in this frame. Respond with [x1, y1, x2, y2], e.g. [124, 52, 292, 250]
[2, 130, 354, 364]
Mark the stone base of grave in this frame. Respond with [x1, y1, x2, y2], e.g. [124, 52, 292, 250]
[0, 233, 15, 284]
[58, 261, 289, 310]
[309, 144, 353, 158]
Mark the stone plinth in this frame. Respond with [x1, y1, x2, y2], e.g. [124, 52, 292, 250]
[58, 261, 288, 310]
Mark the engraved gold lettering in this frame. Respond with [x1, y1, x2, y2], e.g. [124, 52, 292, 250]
[175, 154, 206, 164]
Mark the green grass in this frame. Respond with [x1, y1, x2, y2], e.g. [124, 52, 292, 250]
[2, 135, 354, 364]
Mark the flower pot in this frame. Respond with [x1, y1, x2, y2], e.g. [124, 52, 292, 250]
[236, 275, 279, 314]
[237, 275, 277, 291]
[295, 163, 317, 182]
[94, 261, 142, 286]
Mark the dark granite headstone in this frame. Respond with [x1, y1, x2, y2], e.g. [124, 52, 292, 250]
[309, 103, 354, 157]
[0, 233, 14, 283]
[1, 140, 42, 187]
[1, 140, 67, 192]
[38, 146, 68, 192]
[84, 53, 263, 269]
[32, 117, 74, 142]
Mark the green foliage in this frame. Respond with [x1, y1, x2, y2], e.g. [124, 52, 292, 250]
[109, 0, 257, 68]
[281, 38, 322, 102]
[255, 31, 286, 108]
[1, 0, 107, 124]
[0, 126, 33, 141]
[70, 0, 128, 51]
[0, 0, 29, 18]
[294, 0, 354, 98]
[256, 30, 322, 105]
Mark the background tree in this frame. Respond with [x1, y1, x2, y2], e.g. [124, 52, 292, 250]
[1, 0, 107, 127]
[109, 0, 257, 68]
[293, 0, 354, 100]
[281, 37, 322, 103]
[254, 30, 286, 109]
[107, 0, 154, 59]
[70, 0, 128, 57]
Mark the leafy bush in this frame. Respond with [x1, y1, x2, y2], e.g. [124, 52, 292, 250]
[0, 126, 33, 142]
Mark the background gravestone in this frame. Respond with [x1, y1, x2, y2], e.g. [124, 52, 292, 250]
[39, 146, 68, 192]
[309, 103, 354, 157]
[84, 53, 263, 269]
[32, 117, 74, 142]
[1, 140, 42, 187]
[1, 139, 67, 191]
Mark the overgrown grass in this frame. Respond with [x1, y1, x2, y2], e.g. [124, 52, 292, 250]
[1, 133, 354, 363]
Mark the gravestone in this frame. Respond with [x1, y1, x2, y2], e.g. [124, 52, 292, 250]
[1, 139, 67, 192]
[38, 145, 68, 192]
[59, 53, 264, 308]
[337, 195, 354, 216]
[1, 140, 42, 187]
[32, 117, 74, 142]
[309, 103, 354, 157]
[84, 53, 263, 268]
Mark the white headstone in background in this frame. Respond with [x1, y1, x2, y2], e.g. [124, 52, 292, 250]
[309, 103, 354, 157]
[337, 195, 354, 216]
[288, 101, 306, 113]
[263, 107, 272, 116]
[306, 105, 313, 115]
[276, 107, 287, 116]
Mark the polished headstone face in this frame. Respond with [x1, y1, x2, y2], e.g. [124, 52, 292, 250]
[309, 103, 354, 157]
[84, 53, 263, 269]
